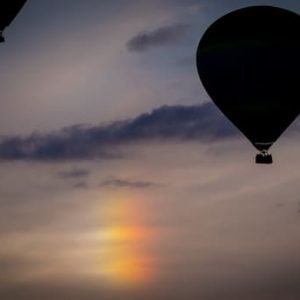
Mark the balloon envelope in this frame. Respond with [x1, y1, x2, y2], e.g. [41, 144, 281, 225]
[0, 0, 27, 41]
[196, 6, 300, 153]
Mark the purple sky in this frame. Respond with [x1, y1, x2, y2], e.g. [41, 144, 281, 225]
[0, 1, 300, 300]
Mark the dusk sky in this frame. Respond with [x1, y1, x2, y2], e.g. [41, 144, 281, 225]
[0, 1, 300, 299]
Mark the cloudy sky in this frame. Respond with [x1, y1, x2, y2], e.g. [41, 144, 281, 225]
[0, 1, 300, 299]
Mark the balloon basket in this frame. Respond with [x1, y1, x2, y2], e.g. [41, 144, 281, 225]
[255, 151, 273, 164]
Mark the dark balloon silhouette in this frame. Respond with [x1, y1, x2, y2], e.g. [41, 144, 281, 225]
[196, 6, 300, 164]
[0, 0, 27, 43]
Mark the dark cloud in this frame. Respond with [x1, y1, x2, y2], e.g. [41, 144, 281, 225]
[57, 168, 90, 179]
[99, 177, 159, 189]
[0, 103, 238, 162]
[127, 23, 189, 52]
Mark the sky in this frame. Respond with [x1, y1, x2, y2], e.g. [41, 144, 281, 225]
[0, 1, 300, 299]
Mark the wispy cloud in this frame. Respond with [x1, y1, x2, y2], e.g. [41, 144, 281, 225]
[0, 103, 238, 162]
[127, 23, 189, 52]
[72, 181, 88, 189]
[99, 177, 160, 189]
[57, 168, 90, 179]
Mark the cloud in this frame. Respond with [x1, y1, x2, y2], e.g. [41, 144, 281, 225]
[72, 182, 88, 189]
[0, 103, 238, 162]
[56, 168, 90, 190]
[99, 177, 160, 189]
[127, 23, 189, 52]
[57, 168, 90, 179]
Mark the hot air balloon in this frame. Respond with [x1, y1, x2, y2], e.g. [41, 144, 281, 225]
[0, 0, 27, 43]
[196, 6, 300, 164]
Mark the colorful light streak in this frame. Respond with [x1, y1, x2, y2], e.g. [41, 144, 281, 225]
[97, 194, 156, 286]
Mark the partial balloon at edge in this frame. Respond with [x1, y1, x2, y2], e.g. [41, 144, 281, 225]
[0, 0, 27, 43]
